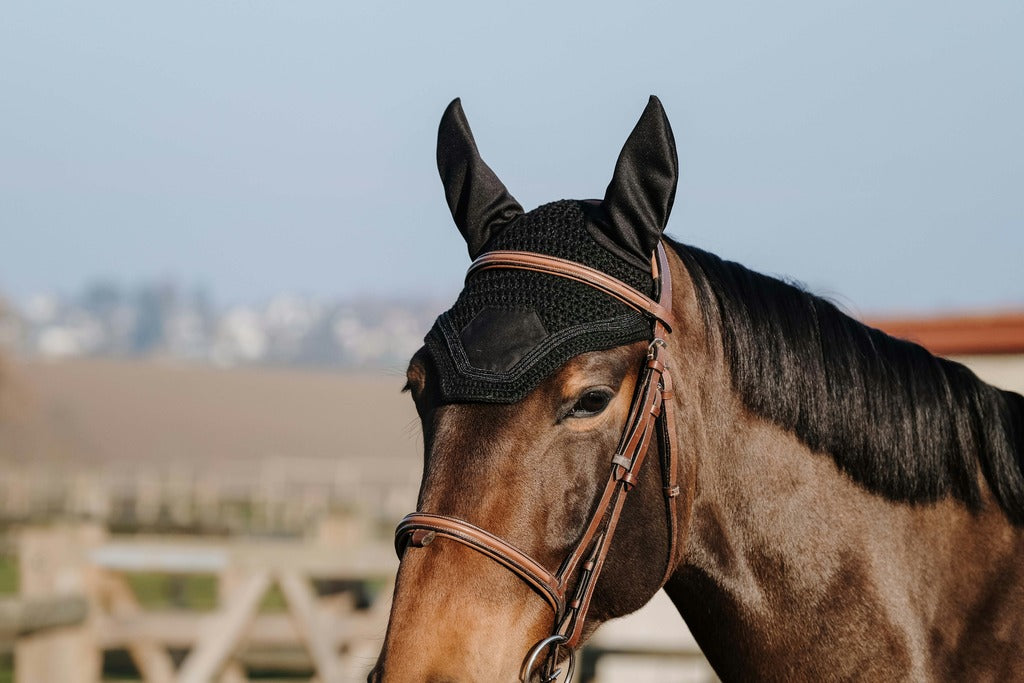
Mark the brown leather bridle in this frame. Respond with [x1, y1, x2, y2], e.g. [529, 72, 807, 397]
[395, 242, 680, 682]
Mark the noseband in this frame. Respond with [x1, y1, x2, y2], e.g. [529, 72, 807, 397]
[395, 243, 680, 682]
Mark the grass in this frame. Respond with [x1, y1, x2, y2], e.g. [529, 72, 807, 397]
[1, 557, 16, 683]
[0, 555, 16, 595]
[1, 552, 288, 611]
[122, 572, 287, 612]
[123, 572, 217, 610]
[0, 551, 285, 611]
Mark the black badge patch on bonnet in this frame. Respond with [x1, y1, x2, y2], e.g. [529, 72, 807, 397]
[459, 307, 548, 372]
[425, 96, 678, 404]
[425, 201, 654, 403]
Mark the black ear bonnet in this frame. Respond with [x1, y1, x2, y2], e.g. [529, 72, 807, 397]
[425, 97, 678, 404]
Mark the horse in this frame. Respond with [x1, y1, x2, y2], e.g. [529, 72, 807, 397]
[369, 96, 1024, 682]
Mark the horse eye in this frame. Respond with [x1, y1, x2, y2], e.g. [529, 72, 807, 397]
[569, 390, 612, 418]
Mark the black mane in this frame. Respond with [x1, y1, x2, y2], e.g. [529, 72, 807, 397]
[670, 238, 1024, 524]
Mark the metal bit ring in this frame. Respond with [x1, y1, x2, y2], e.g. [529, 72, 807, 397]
[520, 634, 574, 682]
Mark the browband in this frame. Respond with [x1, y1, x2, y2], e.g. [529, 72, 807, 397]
[468, 248, 674, 331]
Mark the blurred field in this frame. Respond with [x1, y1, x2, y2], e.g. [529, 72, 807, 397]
[0, 356, 419, 468]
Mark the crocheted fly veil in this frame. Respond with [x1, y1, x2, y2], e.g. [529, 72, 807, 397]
[426, 97, 679, 404]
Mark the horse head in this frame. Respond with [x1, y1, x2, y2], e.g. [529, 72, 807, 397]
[371, 97, 708, 681]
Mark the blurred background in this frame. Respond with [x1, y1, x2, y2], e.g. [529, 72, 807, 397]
[1, 2, 1022, 682]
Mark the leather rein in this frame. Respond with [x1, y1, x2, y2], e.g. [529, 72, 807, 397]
[394, 242, 680, 682]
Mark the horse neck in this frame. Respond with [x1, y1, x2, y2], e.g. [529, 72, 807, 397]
[660, 248, 1024, 680]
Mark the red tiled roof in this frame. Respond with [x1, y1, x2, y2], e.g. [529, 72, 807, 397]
[866, 312, 1024, 356]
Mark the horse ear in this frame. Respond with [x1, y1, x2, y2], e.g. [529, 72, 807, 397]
[601, 96, 679, 263]
[437, 98, 523, 258]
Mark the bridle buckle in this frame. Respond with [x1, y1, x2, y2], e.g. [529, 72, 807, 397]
[648, 337, 668, 360]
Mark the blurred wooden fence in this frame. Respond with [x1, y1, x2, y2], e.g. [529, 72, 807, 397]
[0, 594, 88, 644]
[4, 523, 718, 683]
[9, 523, 396, 683]
[0, 455, 421, 536]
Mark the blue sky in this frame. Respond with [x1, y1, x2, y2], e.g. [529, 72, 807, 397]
[1, 1, 1022, 315]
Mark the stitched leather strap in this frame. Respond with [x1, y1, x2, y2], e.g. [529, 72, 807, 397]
[396, 512, 563, 612]
[468, 250, 675, 331]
